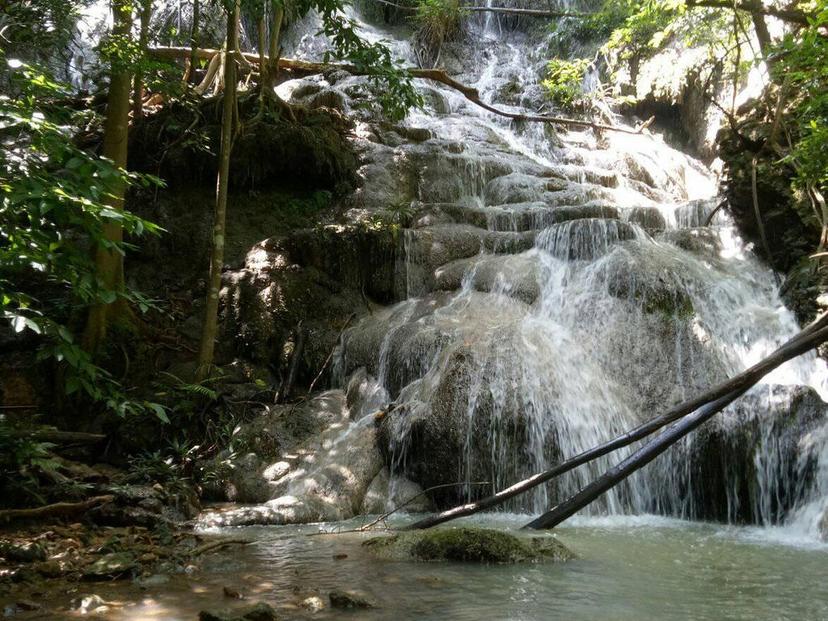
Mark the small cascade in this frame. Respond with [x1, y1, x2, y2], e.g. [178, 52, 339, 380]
[276, 7, 828, 541]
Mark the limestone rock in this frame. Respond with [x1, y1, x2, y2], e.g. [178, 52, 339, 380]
[363, 527, 575, 563]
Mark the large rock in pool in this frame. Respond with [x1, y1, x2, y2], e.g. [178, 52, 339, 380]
[363, 527, 575, 563]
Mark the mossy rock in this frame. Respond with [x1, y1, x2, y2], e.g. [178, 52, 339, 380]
[363, 527, 575, 564]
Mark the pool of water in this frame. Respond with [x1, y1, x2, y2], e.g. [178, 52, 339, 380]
[30, 514, 828, 620]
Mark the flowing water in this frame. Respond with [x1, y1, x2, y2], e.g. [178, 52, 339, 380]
[39, 515, 828, 620]
[320, 7, 828, 539]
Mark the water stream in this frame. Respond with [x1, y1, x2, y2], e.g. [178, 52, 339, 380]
[322, 7, 828, 539]
[46, 515, 828, 620]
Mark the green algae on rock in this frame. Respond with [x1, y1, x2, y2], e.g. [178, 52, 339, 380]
[363, 527, 575, 563]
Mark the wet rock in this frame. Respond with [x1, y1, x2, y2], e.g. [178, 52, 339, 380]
[626, 206, 667, 232]
[819, 509, 828, 542]
[659, 228, 722, 255]
[78, 594, 111, 615]
[300, 596, 325, 613]
[329, 589, 375, 610]
[685, 385, 828, 524]
[434, 254, 540, 304]
[536, 218, 638, 261]
[363, 527, 575, 563]
[83, 552, 137, 580]
[199, 392, 383, 526]
[0, 542, 46, 563]
[206, 391, 349, 503]
[361, 467, 433, 514]
[33, 560, 64, 578]
[199, 602, 278, 621]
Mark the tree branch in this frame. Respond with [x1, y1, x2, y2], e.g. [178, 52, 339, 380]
[406, 311, 828, 530]
[0, 496, 114, 524]
[686, 0, 813, 26]
[148, 46, 645, 134]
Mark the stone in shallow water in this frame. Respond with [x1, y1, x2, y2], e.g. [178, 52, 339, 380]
[329, 589, 375, 609]
[199, 603, 279, 621]
[82, 552, 137, 580]
[363, 527, 575, 563]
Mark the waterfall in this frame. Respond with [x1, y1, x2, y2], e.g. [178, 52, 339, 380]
[313, 6, 828, 539]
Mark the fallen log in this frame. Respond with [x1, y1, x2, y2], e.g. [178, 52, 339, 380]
[0, 495, 114, 524]
[406, 312, 828, 530]
[10, 430, 107, 444]
[148, 46, 643, 134]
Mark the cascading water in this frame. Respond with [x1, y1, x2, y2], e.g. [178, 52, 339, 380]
[279, 6, 828, 541]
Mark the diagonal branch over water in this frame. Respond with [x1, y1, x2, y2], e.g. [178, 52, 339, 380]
[406, 312, 828, 530]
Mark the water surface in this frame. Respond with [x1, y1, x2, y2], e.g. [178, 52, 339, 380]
[49, 514, 827, 621]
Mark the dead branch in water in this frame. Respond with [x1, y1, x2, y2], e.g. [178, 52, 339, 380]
[148, 46, 646, 135]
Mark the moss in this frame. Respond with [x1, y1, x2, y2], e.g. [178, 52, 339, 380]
[363, 527, 575, 564]
[641, 288, 694, 319]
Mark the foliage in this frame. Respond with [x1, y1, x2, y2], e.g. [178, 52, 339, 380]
[0, 57, 165, 418]
[413, 0, 465, 51]
[0, 0, 85, 81]
[315, 0, 423, 120]
[0, 419, 59, 506]
[543, 58, 592, 110]
[776, 6, 828, 194]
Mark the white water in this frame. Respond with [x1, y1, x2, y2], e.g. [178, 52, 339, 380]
[315, 7, 828, 544]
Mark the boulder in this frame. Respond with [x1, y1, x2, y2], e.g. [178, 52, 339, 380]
[363, 527, 575, 563]
[328, 589, 375, 610]
[0, 541, 46, 563]
[199, 602, 279, 621]
[361, 468, 433, 514]
[83, 552, 137, 580]
[679, 384, 828, 524]
[198, 392, 383, 526]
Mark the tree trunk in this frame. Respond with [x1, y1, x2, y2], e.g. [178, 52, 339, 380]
[257, 13, 268, 90]
[188, 0, 201, 83]
[196, 0, 239, 379]
[751, 13, 773, 58]
[132, 0, 152, 119]
[82, 0, 133, 354]
[267, 1, 284, 91]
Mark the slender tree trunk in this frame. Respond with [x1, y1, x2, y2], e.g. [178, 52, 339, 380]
[267, 1, 284, 91]
[82, 0, 133, 354]
[188, 0, 201, 83]
[751, 13, 772, 58]
[197, 0, 239, 379]
[257, 13, 268, 93]
[132, 0, 152, 118]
